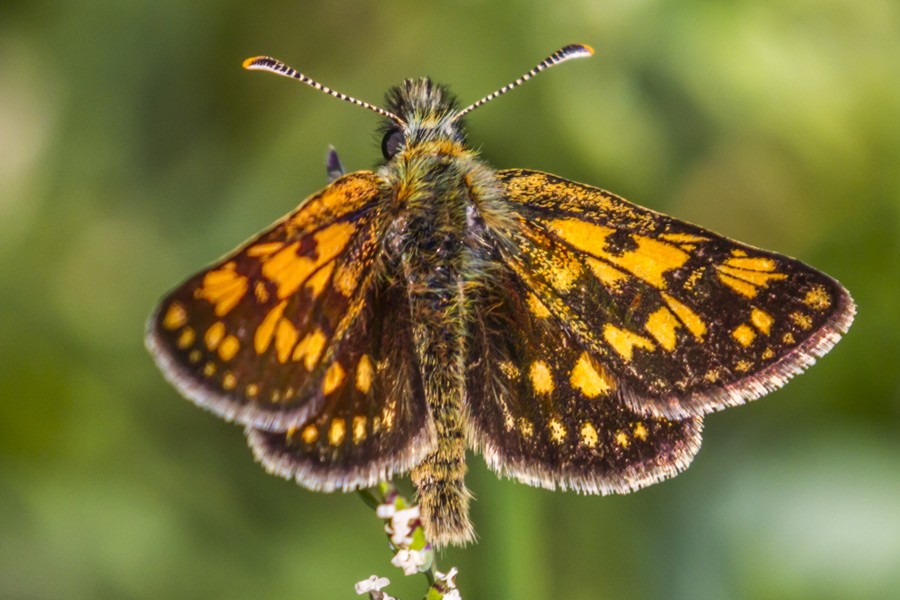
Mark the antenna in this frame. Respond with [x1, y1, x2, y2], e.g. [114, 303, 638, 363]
[452, 44, 595, 122]
[242, 56, 404, 125]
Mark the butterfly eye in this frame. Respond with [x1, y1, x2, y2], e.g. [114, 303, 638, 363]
[381, 128, 405, 159]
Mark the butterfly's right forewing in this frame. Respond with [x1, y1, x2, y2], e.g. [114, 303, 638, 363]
[495, 169, 855, 419]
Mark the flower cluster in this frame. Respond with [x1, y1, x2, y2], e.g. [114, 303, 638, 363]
[355, 483, 462, 599]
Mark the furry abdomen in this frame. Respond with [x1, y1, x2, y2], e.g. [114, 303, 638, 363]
[386, 148, 493, 547]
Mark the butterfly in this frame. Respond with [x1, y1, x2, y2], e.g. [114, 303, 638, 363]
[146, 44, 855, 548]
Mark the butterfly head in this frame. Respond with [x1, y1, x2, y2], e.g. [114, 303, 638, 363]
[380, 78, 464, 160]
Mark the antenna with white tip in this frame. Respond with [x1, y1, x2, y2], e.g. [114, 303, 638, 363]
[242, 56, 404, 125]
[452, 44, 595, 122]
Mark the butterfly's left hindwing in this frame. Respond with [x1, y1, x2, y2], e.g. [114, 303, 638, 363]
[246, 274, 436, 491]
[496, 169, 855, 419]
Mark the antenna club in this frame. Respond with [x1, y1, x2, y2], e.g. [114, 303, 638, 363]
[243, 56, 274, 70]
[242, 56, 261, 69]
[581, 44, 596, 56]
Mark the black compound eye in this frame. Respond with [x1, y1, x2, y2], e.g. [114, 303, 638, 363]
[381, 128, 405, 159]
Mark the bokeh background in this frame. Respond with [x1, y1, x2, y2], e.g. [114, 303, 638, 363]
[2, 1, 898, 598]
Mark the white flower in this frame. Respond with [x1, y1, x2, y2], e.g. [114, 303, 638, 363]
[435, 566, 459, 589]
[355, 575, 390, 595]
[379, 505, 419, 548]
[443, 590, 462, 600]
[386, 506, 420, 547]
[375, 502, 396, 519]
[391, 548, 427, 575]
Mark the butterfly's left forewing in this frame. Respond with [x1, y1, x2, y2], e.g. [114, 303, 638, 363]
[147, 173, 386, 430]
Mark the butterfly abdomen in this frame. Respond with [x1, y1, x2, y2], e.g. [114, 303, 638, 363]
[383, 143, 500, 547]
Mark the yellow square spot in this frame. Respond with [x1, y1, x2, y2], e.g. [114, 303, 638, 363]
[732, 324, 756, 347]
[615, 431, 629, 448]
[549, 418, 567, 443]
[790, 312, 813, 330]
[735, 360, 753, 372]
[546, 254, 582, 292]
[203, 362, 216, 377]
[333, 262, 360, 297]
[245, 383, 259, 397]
[529, 360, 554, 394]
[222, 372, 237, 390]
[162, 303, 188, 330]
[570, 352, 613, 398]
[328, 418, 346, 445]
[705, 368, 722, 383]
[804, 285, 831, 311]
[633, 422, 649, 441]
[177, 327, 195, 349]
[518, 417, 534, 438]
[356, 354, 373, 393]
[204, 322, 226, 351]
[352, 415, 367, 444]
[580, 422, 598, 448]
[218, 335, 240, 361]
[323, 362, 346, 396]
[301, 424, 318, 445]
[751, 308, 774, 335]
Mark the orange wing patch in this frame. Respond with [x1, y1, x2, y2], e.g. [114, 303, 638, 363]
[548, 218, 690, 290]
[716, 255, 787, 298]
[195, 264, 248, 316]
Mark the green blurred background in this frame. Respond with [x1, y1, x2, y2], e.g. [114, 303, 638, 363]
[2, 1, 898, 598]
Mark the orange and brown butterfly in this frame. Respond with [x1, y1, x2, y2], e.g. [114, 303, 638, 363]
[146, 44, 855, 548]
